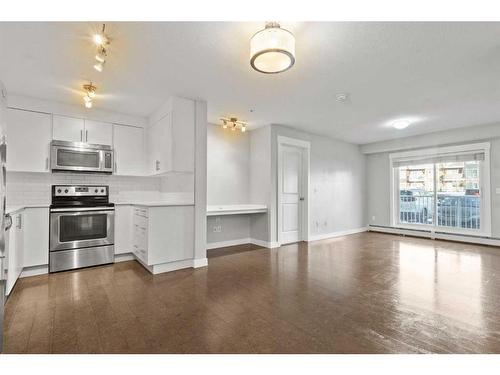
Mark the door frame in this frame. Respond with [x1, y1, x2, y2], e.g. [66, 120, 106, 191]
[277, 136, 310, 246]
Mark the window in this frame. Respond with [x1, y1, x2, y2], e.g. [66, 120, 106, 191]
[390, 143, 491, 236]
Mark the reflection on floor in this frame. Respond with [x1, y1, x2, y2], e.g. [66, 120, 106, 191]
[4, 232, 500, 353]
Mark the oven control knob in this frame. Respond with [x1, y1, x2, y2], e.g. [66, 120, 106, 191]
[57, 189, 61, 193]
[101, 189, 104, 193]
[95, 189, 98, 193]
[64, 189, 68, 193]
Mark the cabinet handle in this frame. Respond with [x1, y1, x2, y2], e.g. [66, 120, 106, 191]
[85, 130, 88, 142]
[45, 157, 49, 171]
[80, 129, 83, 142]
[155, 160, 160, 171]
[114, 162, 117, 173]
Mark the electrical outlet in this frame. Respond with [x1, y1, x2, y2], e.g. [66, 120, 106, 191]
[213, 226, 218, 232]
[217, 225, 222, 232]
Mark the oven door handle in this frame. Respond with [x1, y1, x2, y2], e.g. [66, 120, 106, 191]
[50, 207, 115, 213]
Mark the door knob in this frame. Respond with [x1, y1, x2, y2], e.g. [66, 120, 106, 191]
[299, 197, 305, 201]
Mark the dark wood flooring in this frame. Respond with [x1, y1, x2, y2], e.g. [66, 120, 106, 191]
[4, 232, 500, 353]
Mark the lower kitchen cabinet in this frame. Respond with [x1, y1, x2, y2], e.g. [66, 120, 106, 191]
[23, 207, 49, 268]
[132, 205, 194, 266]
[115, 205, 133, 254]
[5, 210, 24, 295]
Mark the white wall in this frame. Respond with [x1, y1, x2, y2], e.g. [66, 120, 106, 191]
[362, 122, 500, 238]
[207, 123, 250, 205]
[270, 125, 367, 243]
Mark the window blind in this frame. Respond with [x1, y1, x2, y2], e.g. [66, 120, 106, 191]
[392, 151, 485, 168]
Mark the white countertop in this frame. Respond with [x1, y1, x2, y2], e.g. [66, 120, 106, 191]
[114, 201, 194, 207]
[207, 204, 268, 216]
[6, 204, 50, 214]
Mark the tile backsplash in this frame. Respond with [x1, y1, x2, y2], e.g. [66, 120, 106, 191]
[6, 172, 194, 206]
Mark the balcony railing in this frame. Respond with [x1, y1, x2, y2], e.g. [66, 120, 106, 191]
[399, 193, 480, 230]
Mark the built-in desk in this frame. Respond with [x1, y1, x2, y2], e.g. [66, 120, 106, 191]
[206, 204, 267, 216]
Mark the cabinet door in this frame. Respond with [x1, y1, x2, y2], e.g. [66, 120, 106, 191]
[113, 125, 144, 175]
[147, 113, 172, 175]
[23, 208, 49, 267]
[6, 212, 23, 295]
[171, 98, 195, 172]
[84, 120, 113, 145]
[6, 109, 52, 172]
[53, 115, 84, 142]
[115, 205, 133, 255]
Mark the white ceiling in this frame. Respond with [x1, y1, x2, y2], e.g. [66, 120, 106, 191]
[1, 22, 500, 144]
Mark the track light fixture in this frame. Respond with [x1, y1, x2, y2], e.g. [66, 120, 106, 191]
[92, 24, 109, 72]
[83, 83, 97, 109]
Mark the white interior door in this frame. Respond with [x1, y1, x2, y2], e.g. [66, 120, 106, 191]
[280, 145, 304, 244]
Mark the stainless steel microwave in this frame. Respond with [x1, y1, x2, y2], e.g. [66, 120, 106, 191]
[50, 140, 114, 174]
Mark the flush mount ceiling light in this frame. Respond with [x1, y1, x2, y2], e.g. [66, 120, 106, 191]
[250, 22, 295, 74]
[392, 119, 411, 129]
[83, 83, 97, 109]
[220, 117, 247, 132]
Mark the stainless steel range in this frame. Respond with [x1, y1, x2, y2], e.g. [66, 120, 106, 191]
[49, 185, 115, 273]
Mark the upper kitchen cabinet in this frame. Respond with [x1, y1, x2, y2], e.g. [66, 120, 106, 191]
[6, 108, 52, 172]
[147, 97, 195, 175]
[52, 114, 84, 142]
[53, 115, 113, 145]
[113, 124, 145, 176]
[84, 120, 113, 145]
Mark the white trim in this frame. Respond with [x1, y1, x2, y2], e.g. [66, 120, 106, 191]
[368, 225, 500, 247]
[114, 253, 135, 262]
[206, 238, 252, 249]
[308, 227, 368, 242]
[277, 136, 311, 246]
[206, 238, 278, 250]
[389, 142, 492, 237]
[193, 258, 208, 268]
[20, 265, 48, 278]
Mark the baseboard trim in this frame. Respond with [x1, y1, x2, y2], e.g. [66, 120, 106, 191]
[193, 257, 208, 268]
[308, 227, 368, 242]
[20, 265, 48, 278]
[207, 237, 278, 250]
[114, 253, 135, 262]
[368, 225, 500, 247]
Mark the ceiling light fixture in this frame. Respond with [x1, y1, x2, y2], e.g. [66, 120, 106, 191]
[93, 61, 104, 72]
[83, 83, 97, 109]
[392, 119, 411, 130]
[95, 46, 107, 63]
[250, 22, 295, 74]
[220, 117, 248, 133]
[93, 24, 109, 47]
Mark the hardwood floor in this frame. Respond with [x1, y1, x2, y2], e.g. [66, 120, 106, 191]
[4, 232, 500, 353]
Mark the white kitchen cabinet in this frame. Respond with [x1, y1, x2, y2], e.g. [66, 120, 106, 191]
[23, 207, 49, 268]
[115, 205, 133, 255]
[53, 115, 113, 145]
[6, 210, 24, 296]
[147, 97, 195, 175]
[5, 108, 52, 172]
[132, 205, 194, 266]
[113, 125, 144, 176]
[84, 119, 113, 145]
[53, 115, 85, 142]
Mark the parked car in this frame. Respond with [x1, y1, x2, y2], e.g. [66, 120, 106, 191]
[437, 195, 480, 229]
[400, 189, 433, 224]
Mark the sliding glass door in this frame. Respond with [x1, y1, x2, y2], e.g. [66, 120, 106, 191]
[391, 143, 490, 236]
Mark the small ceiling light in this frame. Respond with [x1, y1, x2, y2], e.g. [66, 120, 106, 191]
[220, 117, 248, 133]
[94, 61, 104, 72]
[392, 120, 411, 130]
[95, 47, 107, 63]
[83, 83, 97, 109]
[93, 24, 109, 46]
[250, 22, 295, 74]
[335, 93, 349, 102]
